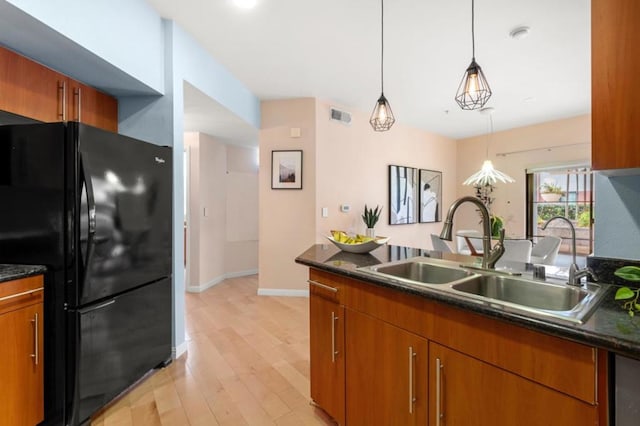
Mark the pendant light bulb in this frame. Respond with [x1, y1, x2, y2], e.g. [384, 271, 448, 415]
[370, 0, 395, 131]
[463, 111, 514, 186]
[455, 0, 492, 110]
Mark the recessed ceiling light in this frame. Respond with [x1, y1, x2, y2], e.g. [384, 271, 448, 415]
[509, 26, 531, 40]
[232, 0, 257, 9]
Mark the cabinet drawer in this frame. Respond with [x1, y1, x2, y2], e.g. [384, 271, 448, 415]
[309, 269, 345, 303]
[0, 275, 44, 315]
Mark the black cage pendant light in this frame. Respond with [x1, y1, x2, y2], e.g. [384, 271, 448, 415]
[455, 0, 492, 110]
[369, 0, 395, 131]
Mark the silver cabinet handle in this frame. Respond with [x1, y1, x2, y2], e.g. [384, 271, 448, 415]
[436, 357, 444, 425]
[408, 347, 416, 413]
[31, 313, 39, 365]
[308, 280, 338, 293]
[58, 80, 67, 120]
[74, 87, 82, 122]
[331, 311, 339, 363]
[0, 287, 43, 303]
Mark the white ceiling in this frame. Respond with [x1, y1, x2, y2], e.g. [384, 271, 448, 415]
[147, 0, 590, 145]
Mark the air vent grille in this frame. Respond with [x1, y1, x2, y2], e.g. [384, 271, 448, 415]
[330, 107, 352, 125]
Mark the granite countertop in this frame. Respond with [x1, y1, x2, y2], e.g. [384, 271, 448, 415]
[0, 264, 47, 284]
[296, 243, 640, 361]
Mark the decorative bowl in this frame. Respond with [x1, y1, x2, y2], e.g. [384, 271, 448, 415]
[325, 235, 390, 254]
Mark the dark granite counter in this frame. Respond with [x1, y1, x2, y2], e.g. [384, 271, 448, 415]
[296, 243, 640, 361]
[0, 264, 47, 284]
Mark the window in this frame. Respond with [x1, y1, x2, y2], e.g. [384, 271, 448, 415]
[526, 167, 593, 258]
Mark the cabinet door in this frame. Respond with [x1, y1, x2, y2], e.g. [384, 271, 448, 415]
[0, 302, 44, 426]
[67, 80, 118, 132]
[345, 309, 427, 426]
[0, 46, 65, 122]
[310, 293, 345, 424]
[429, 342, 597, 426]
[592, 0, 640, 170]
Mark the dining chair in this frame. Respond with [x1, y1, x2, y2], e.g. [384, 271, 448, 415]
[431, 234, 452, 253]
[530, 236, 562, 265]
[499, 239, 533, 263]
[456, 229, 483, 255]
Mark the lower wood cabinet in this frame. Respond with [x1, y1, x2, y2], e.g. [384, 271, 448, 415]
[345, 309, 427, 426]
[428, 342, 598, 426]
[307, 268, 604, 425]
[0, 275, 44, 426]
[309, 292, 345, 424]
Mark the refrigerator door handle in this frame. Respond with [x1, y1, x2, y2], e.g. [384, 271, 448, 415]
[79, 153, 96, 281]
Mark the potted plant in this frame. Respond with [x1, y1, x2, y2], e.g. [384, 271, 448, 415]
[540, 182, 565, 202]
[614, 266, 640, 317]
[362, 205, 382, 237]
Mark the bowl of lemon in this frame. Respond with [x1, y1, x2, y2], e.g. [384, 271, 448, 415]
[326, 230, 390, 254]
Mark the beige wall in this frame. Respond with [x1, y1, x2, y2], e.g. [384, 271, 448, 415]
[259, 99, 317, 293]
[315, 100, 458, 249]
[186, 132, 258, 292]
[258, 98, 458, 293]
[454, 114, 591, 237]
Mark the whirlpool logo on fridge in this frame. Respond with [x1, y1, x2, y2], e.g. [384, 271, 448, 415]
[155, 157, 166, 164]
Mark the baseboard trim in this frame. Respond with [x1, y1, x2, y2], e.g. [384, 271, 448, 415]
[173, 341, 188, 359]
[186, 269, 259, 293]
[257, 288, 309, 297]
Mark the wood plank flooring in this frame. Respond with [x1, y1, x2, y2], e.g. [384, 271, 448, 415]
[91, 275, 335, 426]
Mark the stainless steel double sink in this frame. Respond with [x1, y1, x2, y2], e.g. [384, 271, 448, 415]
[358, 257, 606, 324]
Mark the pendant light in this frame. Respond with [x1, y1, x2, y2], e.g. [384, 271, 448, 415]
[369, 0, 395, 131]
[463, 108, 514, 186]
[455, 0, 492, 110]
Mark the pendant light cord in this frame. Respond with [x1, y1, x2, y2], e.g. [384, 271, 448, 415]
[381, 0, 385, 93]
[471, 0, 475, 59]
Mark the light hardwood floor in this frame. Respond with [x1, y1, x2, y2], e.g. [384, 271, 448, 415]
[91, 275, 335, 426]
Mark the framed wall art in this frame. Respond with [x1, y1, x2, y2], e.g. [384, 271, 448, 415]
[271, 150, 303, 189]
[419, 169, 442, 223]
[389, 165, 418, 224]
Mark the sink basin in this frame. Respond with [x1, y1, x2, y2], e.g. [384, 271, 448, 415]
[452, 274, 605, 323]
[364, 258, 476, 285]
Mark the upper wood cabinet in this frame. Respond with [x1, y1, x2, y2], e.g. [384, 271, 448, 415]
[0, 275, 44, 426]
[592, 0, 640, 170]
[0, 47, 66, 123]
[0, 46, 118, 132]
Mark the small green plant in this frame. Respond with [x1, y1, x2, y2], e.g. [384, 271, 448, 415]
[540, 182, 565, 195]
[362, 205, 382, 228]
[490, 215, 503, 238]
[614, 266, 640, 317]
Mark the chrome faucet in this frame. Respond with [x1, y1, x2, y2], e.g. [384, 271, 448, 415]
[541, 216, 597, 286]
[440, 196, 505, 269]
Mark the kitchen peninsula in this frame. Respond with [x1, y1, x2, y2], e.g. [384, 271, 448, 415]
[296, 243, 640, 425]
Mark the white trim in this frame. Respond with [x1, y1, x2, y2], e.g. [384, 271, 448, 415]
[173, 341, 188, 359]
[225, 269, 259, 279]
[186, 269, 259, 293]
[257, 288, 309, 297]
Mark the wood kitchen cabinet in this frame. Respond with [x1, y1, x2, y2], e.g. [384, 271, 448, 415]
[0, 47, 66, 123]
[307, 267, 606, 425]
[309, 292, 345, 424]
[0, 45, 118, 131]
[0, 275, 44, 426]
[429, 342, 598, 426]
[345, 309, 427, 426]
[592, 0, 640, 170]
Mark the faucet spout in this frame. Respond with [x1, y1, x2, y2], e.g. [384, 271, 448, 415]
[541, 216, 596, 286]
[439, 196, 504, 269]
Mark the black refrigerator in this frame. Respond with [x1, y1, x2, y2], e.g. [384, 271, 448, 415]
[0, 122, 173, 425]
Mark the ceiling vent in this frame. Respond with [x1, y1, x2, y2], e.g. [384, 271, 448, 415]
[330, 107, 352, 125]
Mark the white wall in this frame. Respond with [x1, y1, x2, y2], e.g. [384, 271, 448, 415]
[186, 132, 259, 292]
